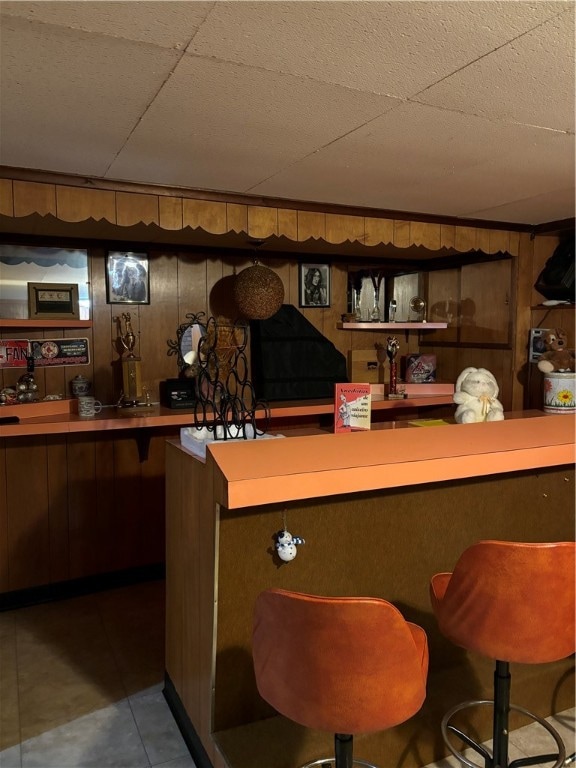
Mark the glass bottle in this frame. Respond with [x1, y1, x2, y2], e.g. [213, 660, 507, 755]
[370, 286, 381, 322]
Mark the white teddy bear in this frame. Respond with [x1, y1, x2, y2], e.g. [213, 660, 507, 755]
[453, 367, 505, 424]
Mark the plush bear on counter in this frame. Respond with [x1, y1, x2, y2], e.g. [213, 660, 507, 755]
[453, 367, 505, 424]
[537, 328, 575, 373]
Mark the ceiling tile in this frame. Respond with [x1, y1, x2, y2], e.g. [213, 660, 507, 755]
[0, 16, 182, 175]
[0, 1, 212, 49]
[108, 55, 399, 190]
[412, 8, 575, 132]
[189, 1, 568, 98]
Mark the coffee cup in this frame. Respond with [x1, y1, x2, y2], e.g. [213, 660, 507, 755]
[77, 396, 103, 419]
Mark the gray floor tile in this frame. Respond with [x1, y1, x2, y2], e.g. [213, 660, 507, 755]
[129, 689, 189, 766]
[0, 743, 22, 768]
[20, 701, 150, 768]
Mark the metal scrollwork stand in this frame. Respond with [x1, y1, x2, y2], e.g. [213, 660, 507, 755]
[168, 314, 270, 440]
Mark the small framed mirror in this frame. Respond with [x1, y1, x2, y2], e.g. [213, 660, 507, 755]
[167, 313, 207, 376]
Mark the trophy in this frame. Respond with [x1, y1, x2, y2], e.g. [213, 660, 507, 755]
[386, 335, 404, 399]
[116, 313, 142, 406]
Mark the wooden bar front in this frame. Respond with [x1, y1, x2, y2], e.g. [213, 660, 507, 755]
[164, 415, 576, 768]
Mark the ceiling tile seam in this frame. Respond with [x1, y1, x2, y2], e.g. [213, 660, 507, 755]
[406, 7, 575, 103]
[103, 34, 209, 178]
[180, 49, 425, 102]
[242, 91, 573, 195]
[403, 99, 574, 135]
[464, 186, 576, 220]
[0, 11, 207, 53]
[241, 98, 413, 194]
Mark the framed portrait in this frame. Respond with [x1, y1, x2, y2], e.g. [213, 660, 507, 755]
[299, 263, 330, 308]
[106, 252, 150, 305]
[27, 282, 80, 320]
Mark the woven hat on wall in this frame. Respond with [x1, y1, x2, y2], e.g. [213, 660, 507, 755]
[234, 262, 285, 320]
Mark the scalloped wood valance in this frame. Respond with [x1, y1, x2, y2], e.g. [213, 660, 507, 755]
[0, 177, 520, 262]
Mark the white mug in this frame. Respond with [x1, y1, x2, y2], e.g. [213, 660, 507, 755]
[77, 396, 103, 419]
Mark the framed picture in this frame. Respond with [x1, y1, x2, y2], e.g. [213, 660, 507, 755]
[106, 251, 149, 304]
[27, 282, 80, 320]
[299, 263, 330, 308]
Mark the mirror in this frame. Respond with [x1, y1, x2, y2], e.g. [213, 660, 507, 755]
[347, 266, 421, 323]
[0, 244, 90, 319]
[167, 313, 207, 376]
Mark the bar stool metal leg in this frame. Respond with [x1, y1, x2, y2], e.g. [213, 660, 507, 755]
[441, 699, 567, 768]
[301, 734, 378, 768]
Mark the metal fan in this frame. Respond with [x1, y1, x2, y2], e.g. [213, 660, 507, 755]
[409, 296, 427, 322]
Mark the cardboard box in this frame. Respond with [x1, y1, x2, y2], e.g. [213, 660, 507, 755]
[347, 350, 381, 384]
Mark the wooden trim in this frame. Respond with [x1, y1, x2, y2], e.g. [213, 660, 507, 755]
[0, 165, 532, 232]
[0, 563, 164, 612]
[532, 218, 575, 235]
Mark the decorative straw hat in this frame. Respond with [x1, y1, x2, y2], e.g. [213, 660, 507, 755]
[234, 262, 285, 320]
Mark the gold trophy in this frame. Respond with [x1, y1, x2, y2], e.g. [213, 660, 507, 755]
[117, 313, 142, 406]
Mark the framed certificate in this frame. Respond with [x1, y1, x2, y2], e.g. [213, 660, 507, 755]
[27, 282, 80, 320]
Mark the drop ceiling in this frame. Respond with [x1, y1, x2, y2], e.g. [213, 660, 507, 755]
[0, 1, 574, 227]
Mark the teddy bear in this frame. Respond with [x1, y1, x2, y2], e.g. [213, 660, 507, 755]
[453, 367, 505, 423]
[537, 328, 575, 373]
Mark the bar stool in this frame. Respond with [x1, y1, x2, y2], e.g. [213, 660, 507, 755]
[430, 540, 576, 768]
[252, 588, 429, 768]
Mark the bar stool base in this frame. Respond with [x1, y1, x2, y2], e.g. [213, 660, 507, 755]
[441, 699, 566, 768]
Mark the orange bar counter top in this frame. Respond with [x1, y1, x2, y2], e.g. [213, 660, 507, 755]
[207, 412, 575, 509]
[0, 392, 453, 437]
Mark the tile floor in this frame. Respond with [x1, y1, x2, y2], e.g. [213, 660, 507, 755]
[0, 580, 573, 768]
[0, 580, 195, 768]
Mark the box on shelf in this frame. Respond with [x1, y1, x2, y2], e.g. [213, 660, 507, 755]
[347, 350, 381, 384]
[403, 354, 437, 383]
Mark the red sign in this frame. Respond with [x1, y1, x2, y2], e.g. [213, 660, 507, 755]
[0, 340, 29, 369]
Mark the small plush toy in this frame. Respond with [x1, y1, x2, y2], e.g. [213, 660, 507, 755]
[453, 367, 505, 424]
[537, 328, 575, 373]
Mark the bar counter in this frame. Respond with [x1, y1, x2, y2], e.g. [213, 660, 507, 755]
[164, 412, 575, 768]
[0, 392, 454, 437]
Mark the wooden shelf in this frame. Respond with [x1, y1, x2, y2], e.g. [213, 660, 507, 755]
[0, 319, 93, 329]
[338, 322, 447, 330]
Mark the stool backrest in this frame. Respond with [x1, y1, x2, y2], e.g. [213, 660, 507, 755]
[253, 588, 428, 735]
[431, 540, 576, 663]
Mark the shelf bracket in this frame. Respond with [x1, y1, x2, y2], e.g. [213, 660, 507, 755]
[135, 429, 152, 463]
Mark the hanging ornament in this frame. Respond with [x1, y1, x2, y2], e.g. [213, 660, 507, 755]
[234, 260, 285, 320]
[274, 510, 305, 562]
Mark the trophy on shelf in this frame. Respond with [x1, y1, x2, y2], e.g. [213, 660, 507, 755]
[116, 312, 143, 406]
[386, 335, 405, 399]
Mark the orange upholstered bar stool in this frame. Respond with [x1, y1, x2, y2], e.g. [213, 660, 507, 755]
[252, 588, 429, 768]
[430, 540, 576, 768]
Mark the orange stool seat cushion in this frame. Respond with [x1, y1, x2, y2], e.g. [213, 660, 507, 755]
[253, 589, 428, 735]
[430, 540, 576, 664]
